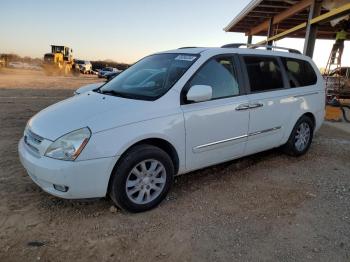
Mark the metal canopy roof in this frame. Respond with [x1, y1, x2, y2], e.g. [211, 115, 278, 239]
[224, 0, 346, 40]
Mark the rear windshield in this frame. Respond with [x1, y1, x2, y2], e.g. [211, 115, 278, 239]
[99, 53, 198, 100]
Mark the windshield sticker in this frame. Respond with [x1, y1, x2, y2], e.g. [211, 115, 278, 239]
[175, 55, 197, 62]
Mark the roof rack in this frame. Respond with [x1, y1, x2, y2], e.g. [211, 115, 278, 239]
[221, 43, 301, 54]
[178, 47, 199, 49]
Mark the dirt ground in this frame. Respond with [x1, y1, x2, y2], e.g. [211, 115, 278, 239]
[0, 69, 350, 262]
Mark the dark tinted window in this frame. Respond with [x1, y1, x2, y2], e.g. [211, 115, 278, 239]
[282, 58, 317, 87]
[244, 56, 284, 92]
[188, 56, 240, 100]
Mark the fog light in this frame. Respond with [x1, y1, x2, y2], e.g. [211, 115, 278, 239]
[53, 184, 69, 192]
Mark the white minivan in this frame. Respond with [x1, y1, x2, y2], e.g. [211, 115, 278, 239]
[19, 45, 325, 212]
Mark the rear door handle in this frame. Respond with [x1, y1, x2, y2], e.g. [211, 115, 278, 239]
[235, 104, 250, 111]
[249, 102, 263, 109]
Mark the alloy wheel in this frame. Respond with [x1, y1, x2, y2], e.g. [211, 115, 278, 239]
[294, 122, 311, 152]
[125, 159, 166, 204]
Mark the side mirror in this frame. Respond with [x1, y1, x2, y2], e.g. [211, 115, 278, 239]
[186, 85, 212, 103]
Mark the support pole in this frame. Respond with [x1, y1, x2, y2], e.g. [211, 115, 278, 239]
[267, 17, 274, 48]
[247, 35, 252, 45]
[303, 0, 322, 57]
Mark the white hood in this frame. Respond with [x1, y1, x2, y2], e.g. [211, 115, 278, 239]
[27, 91, 159, 140]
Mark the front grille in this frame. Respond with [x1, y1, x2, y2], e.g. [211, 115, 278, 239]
[24, 129, 43, 154]
[26, 129, 43, 144]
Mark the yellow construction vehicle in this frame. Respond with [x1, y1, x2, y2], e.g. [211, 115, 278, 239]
[43, 45, 78, 75]
[0, 54, 8, 68]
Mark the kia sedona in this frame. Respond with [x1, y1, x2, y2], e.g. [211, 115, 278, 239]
[19, 45, 325, 212]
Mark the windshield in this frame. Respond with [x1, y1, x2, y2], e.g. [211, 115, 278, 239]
[99, 53, 198, 100]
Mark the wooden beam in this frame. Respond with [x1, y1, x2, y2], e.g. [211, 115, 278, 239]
[250, 10, 281, 14]
[255, 2, 350, 44]
[258, 4, 290, 9]
[256, 22, 307, 44]
[248, 0, 313, 36]
[310, 3, 350, 24]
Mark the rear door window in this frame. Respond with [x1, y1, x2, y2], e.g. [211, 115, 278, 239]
[243, 56, 284, 92]
[281, 58, 317, 87]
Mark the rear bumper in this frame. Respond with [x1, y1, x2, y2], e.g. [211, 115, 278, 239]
[18, 138, 117, 199]
[315, 109, 325, 132]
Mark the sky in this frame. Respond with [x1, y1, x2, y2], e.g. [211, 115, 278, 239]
[1, 0, 349, 67]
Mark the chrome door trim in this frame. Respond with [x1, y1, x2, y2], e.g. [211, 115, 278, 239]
[193, 126, 282, 153]
[248, 126, 281, 137]
[293, 92, 319, 98]
[193, 134, 248, 152]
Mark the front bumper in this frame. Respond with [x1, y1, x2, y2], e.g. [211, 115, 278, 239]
[18, 138, 117, 199]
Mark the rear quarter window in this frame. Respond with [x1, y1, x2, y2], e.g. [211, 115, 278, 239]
[281, 58, 317, 87]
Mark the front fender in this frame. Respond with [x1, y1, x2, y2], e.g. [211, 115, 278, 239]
[78, 113, 186, 173]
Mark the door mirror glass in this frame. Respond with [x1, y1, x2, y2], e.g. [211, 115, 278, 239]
[186, 85, 212, 102]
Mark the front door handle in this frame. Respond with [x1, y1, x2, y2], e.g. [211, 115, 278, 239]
[235, 104, 250, 111]
[249, 102, 263, 109]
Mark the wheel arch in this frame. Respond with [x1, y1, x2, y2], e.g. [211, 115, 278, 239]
[302, 112, 316, 129]
[130, 138, 180, 175]
[282, 111, 317, 145]
[107, 137, 180, 195]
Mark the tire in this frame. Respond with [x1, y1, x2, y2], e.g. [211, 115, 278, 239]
[282, 115, 314, 156]
[109, 144, 174, 212]
[341, 105, 350, 123]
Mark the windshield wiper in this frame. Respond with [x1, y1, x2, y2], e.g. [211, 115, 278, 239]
[100, 89, 131, 98]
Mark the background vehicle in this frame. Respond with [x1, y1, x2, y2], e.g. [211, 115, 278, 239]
[74, 72, 121, 95]
[74, 59, 92, 74]
[0, 57, 5, 68]
[324, 66, 350, 100]
[104, 71, 122, 81]
[0, 54, 9, 68]
[97, 67, 120, 78]
[43, 45, 78, 75]
[8, 61, 25, 68]
[8, 61, 41, 70]
[19, 46, 324, 213]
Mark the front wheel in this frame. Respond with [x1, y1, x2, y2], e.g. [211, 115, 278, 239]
[109, 145, 174, 212]
[283, 115, 314, 156]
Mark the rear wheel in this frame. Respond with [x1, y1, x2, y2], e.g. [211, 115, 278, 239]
[109, 144, 174, 212]
[341, 105, 350, 123]
[283, 115, 314, 156]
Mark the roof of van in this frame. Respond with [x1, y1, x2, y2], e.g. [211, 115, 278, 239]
[160, 47, 306, 59]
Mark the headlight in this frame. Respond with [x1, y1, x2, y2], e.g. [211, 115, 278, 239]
[45, 127, 91, 161]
